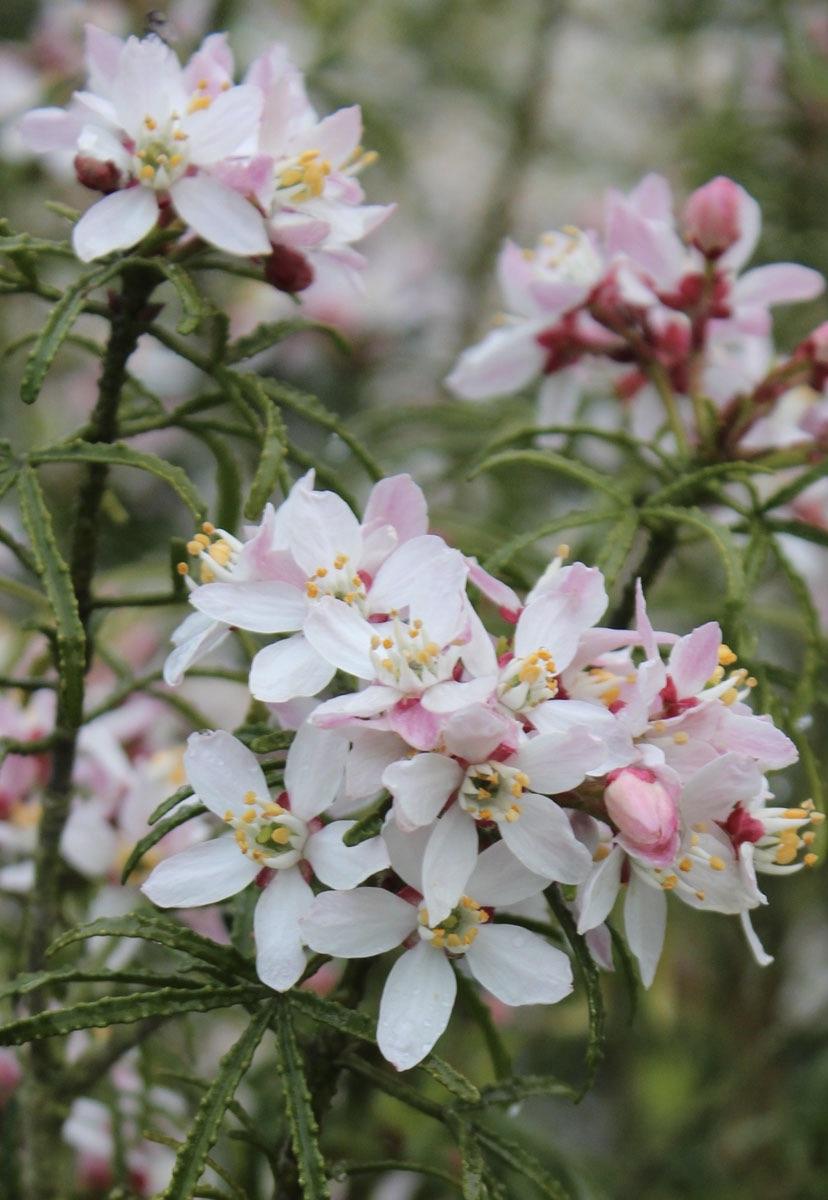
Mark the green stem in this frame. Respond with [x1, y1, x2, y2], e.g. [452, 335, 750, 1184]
[17, 262, 161, 1200]
[648, 364, 689, 458]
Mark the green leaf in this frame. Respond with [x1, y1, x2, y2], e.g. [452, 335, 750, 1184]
[48, 914, 257, 983]
[244, 394, 289, 520]
[545, 886, 605, 1099]
[120, 803, 207, 884]
[158, 262, 214, 335]
[0, 984, 267, 1045]
[0, 439, 18, 501]
[473, 1125, 570, 1200]
[642, 505, 744, 605]
[30, 441, 206, 519]
[162, 1002, 274, 1200]
[759, 457, 828, 513]
[16, 466, 85, 722]
[20, 259, 122, 403]
[470, 448, 627, 501]
[458, 1125, 487, 1200]
[248, 729, 295, 754]
[455, 972, 511, 1082]
[482, 509, 616, 574]
[341, 800, 390, 847]
[149, 783, 195, 825]
[261, 378, 383, 482]
[595, 508, 639, 590]
[226, 318, 350, 362]
[273, 1002, 331, 1200]
[289, 990, 480, 1102]
[469, 1074, 577, 1108]
[762, 517, 828, 549]
[0, 966, 206, 1002]
[188, 427, 241, 534]
[646, 460, 772, 506]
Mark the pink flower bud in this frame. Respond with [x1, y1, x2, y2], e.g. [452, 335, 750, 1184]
[0, 1049, 21, 1108]
[73, 154, 121, 194]
[265, 243, 314, 293]
[684, 177, 744, 258]
[604, 768, 679, 866]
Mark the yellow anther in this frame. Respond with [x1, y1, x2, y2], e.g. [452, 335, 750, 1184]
[476, 788, 492, 800]
[188, 94, 212, 113]
[479, 809, 492, 822]
[271, 827, 291, 845]
[692, 822, 708, 833]
[695, 890, 706, 901]
[306, 582, 319, 598]
[515, 772, 530, 787]
[176, 562, 189, 575]
[556, 543, 570, 558]
[298, 148, 320, 163]
[673, 731, 689, 745]
[678, 857, 692, 872]
[174, 129, 188, 141]
[661, 874, 678, 890]
[425, 643, 440, 657]
[242, 809, 256, 823]
[418, 909, 430, 924]
[370, 635, 381, 649]
[718, 644, 737, 666]
[197, 78, 209, 90]
[653, 721, 667, 735]
[802, 831, 816, 846]
[382, 638, 393, 649]
[446, 933, 462, 948]
[223, 809, 235, 822]
[746, 677, 757, 688]
[381, 658, 394, 671]
[804, 852, 818, 868]
[140, 164, 156, 180]
[359, 150, 379, 168]
[721, 689, 739, 706]
[209, 541, 231, 566]
[200, 565, 215, 583]
[264, 803, 284, 817]
[334, 554, 349, 569]
[252, 850, 265, 862]
[315, 567, 328, 577]
[708, 666, 725, 684]
[244, 791, 257, 804]
[783, 808, 808, 820]
[201, 522, 215, 534]
[775, 843, 798, 866]
[802, 799, 815, 811]
[779, 829, 800, 846]
[593, 844, 610, 862]
[195, 533, 211, 546]
[709, 856, 726, 871]
[510, 782, 523, 798]
[810, 812, 825, 824]
[169, 152, 183, 167]
[234, 830, 248, 852]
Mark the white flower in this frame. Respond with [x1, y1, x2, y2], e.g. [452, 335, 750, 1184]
[142, 727, 388, 990]
[300, 838, 572, 1070]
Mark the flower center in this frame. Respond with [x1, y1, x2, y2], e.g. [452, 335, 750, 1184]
[532, 226, 602, 284]
[223, 791, 307, 870]
[370, 619, 453, 691]
[459, 762, 528, 823]
[176, 523, 242, 584]
[305, 554, 368, 611]
[133, 112, 190, 189]
[497, 648, 557, 711]
[277, 148, 333, 202]
[742, 800, 823, 871]
[417, 895, 489, 954]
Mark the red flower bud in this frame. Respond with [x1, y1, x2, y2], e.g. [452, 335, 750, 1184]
[683, 176, 744, 258]
[73, 154, 121, 194]
[264, 243, 314, 293]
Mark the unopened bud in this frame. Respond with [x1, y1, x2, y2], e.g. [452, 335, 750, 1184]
[604, 767, 679, 866]
[264, 243, 314, 293]
[684, 176, 744, 258]
[73, 154, 121, 194]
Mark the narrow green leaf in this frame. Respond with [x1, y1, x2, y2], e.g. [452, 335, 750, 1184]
[48, 914, 257, 982]
[470, 448, 627, 501]
[162, 1002, 274, 1200]
[646, 460, 771, 505]
[459, 1125, 487, 1200]
[0, 984, 267, 1045]
[248, 729, 295, 754]
[545, 886, 605, 1099]
[482, 509, 616, 574]
[760, 457, 828, 513]
[273, 1002, 331, 1200]
[226, 318, 350, 362]
[244, 395, 289, 520]
[762, 517, 828, 549]
[473, 1125, 570, 1200]
[341, 799, 390, 847]
[120, 803, 207, 884]
[17, 466, 85, 721]
[595, 508, 639, 590]
[149, 783, 195, 825]
[642, 505, 744, 603]
[0, 966, 206, 1002]
[0, 439, 18, 501]
[261, 378, 383, 482]
[188, 428, 241, 534]
[20, 259, 121, 403]
[158, 262, 213, 335]
[469, 1074, 577, 1108]
[289, 990, 480, 1102]
[0, 232, 74, 258]
[30, 441, 206, 519]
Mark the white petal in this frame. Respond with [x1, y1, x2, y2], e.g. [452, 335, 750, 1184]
[142, 836, 257, 907]
[170, 174, 270, 256]
[369, 535, 468, 646]
[740, 910, 774, 967]
[185, 84, 263, 163]
[303, 597, 375, 678]
[445, 323, 547, 401]
[421, 675, 498, 714]
[300, 887, 417, 956]
[421, 805, 478, 925]
[305, 822, 389, 888]
[286, 486, 363, 576]
[254, 868, 314, 991]
[499, 792, 592, 883]
[184, 730, 269, 818]
[60, 804, 120, 879]
[189, 581, 305, 633]
[382, 753, 463, 829]
[513, 729, 603, 793]
[466, 840, 549, 907]
[363, 474, 428, 545]
[680, 753, 763, 824]
[382, 818, 431, 891]
[163, 613, 229, 686]
[285, 721, 348, 820]
[249, 635, 335, 703]
[377, 942, 457, 1070]
[73, 188, 159, 262]
[442, 705, 515, 762]
[624, 871, 666, 988]
[466, 924, 573, 1006]
[312, 687, 401, 728]
[576, 846, 624, 932]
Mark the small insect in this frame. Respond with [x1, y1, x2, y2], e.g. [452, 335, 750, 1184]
[145, 10, 174, 42]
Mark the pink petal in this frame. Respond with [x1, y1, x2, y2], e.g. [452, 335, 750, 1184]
[169, 174, 270, 256]
[445, 322, 547, 400]
[733, 263, 825, 308]
[667, 621, 720, 696]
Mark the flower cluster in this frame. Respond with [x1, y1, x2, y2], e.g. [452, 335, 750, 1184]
[147, 474, 819, 1069]
[446, 173, 826, 452]
[20, 26, 392, 285]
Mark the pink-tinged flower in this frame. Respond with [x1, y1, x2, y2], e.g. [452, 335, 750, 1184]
[445, 230, 606, 400]
[187, 475, 468, 705]
[576, 754, 771, 986]
[0, 1049, 22, 1107]
[245, 46, 394, 290]
[603, 767, 679, 867]
[300, 838, 572, 1070]
[683, 176, 749, 259]
[20, 27, 270, 261]
[381, 703, 601, 923]
[142, 728, 388, 990]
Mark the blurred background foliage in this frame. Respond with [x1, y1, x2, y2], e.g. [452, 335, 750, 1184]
[2, 1, 828, 1197]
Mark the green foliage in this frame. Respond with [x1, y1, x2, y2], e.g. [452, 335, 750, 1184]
[273, 1003, 331, 1199]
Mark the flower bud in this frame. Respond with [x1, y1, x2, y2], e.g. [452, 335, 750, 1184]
[264, 243, 314, 293]
[683, 176, 744, 258]
[0, 1049, 22, 1108]
[73, 154, 121, 194]
[604, 767, 679, 866]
